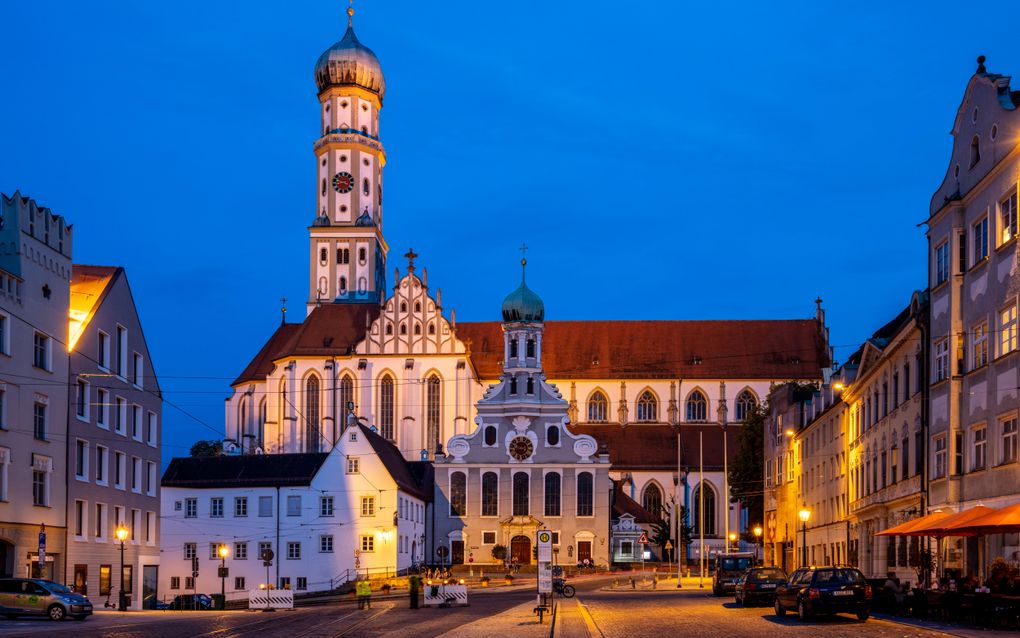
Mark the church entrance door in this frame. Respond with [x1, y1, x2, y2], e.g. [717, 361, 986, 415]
[510, 535, 531, 565]
[451, 541, 464, 565]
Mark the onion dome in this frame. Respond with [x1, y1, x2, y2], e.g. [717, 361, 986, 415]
[314, 7, 386, 98]
[501, 259, 545, 322]
[312, 212, 331, 227]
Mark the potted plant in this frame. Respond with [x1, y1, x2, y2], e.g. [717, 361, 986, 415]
[504, 574, 514, 585]
[480, 575, 490, 587]
[381, 584, 392, 594]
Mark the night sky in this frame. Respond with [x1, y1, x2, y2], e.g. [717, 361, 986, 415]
[3, 1, 1018, 461]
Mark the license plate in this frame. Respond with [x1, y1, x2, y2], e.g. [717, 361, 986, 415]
[833, 590, 854, 596]
[760, 584, 776, 589]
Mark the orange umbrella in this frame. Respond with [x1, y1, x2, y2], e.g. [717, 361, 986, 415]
[943, 502, 1020, 536]
[908, 505, 998, 537]
[876, 510, 951, 536]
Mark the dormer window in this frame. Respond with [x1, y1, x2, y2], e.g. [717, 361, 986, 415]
[970, 135, 981, 168]
[526, 338, 536, 358]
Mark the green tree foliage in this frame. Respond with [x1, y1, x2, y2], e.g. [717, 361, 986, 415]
[729, 404, 765, 531]
[490, 544, 507, 562]
[649, 504, 694, 559]
[189, 439, 223, 457]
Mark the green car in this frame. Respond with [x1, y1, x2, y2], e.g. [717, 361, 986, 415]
[0, 578, 93, 621]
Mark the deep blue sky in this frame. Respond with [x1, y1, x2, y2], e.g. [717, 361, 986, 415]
[3, 1, 1018, 462]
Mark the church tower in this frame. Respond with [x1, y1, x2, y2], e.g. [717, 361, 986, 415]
[500, 258, 548, 397]
[308, 5, 388, 313]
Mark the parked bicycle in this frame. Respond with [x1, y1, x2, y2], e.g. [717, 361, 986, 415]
[553, 578, 575, 598]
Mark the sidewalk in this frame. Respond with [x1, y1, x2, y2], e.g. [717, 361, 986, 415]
[873, 613, 1020, 638]
[554, 598, 598, 638]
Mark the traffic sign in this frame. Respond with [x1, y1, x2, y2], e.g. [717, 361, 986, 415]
[261, 548, 274, 562]
[637, 531, 649, 545]
[218, 567, 229, 578]
[665, 540, 673, 550]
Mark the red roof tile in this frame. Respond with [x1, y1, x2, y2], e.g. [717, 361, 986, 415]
[613, 482, 657, 524]
[455, 319, 827, 380]
[569, 423, 740, 471]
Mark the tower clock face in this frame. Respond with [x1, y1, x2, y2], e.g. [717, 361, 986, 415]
[332, 171, 354, 193]
[508, 436, 534, 461]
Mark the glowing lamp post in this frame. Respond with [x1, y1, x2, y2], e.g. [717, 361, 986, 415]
[798, 508, 811, 567]
[218, 544, 230, 606]
[115, 525, 129, 611]
[728, 532, 737, 552]
[752, 526, 763, 565]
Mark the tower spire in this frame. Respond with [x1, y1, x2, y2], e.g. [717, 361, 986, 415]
[347, 0, 354, 28]
[519, 243, 529, 283]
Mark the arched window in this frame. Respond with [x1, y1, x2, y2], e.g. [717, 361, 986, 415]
[510, 377, 518, 394]
[544, 472, 561, 517]
[450, 471, 466, 516]
[512, 472, 529, 516]
[483, 425, 497, 446]
[319, 248, 327, 264]
[238, 398, 248, 444]
[637, 390, 658, 422]
[642, 483, 663, 517]
[279, 379, 287, 425]
[414, 323, 421, 335]
[339, 374, 354, 432]
[338, 276, 347, 294]
[588, 391, 608, 423]
[385, 323, 393, 335]
[428, 323, 435, 335]
[735, 390, 757, 422]
[509, 338, 518, 358]
[686, 390, 707, 422]
[400, 323, 407, 335]
[526, 338, 536, 358]
[546, 425, 560, 446]
[482, 472, 498, 516]
[305, 375, 321, 453]
[257, 397, 266, 447]
[576, 472, 594, 516]
[426, 375, 441, 455]
[692, 483, 717, 536]
[526, 377, 534, 394]
[379, 375, 395, 440]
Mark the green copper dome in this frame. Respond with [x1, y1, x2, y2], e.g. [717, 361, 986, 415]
[501, 259, 544, 322]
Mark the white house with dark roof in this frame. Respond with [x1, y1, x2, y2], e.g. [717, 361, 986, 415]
[159, 425, 427, 599]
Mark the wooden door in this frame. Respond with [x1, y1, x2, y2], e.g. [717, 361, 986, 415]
[451, 541, 464, 565]
[577, 541, 592, 564]
[510, 535, 531, 565]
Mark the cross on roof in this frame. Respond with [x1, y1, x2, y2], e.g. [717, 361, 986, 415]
[519, 243, 528, 258]
[405, 247, 419, 273]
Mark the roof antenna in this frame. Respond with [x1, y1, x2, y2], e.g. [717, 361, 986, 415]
[281, 296, 287, 325]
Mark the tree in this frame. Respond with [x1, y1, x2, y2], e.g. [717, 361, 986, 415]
[189, 439, 223, 457]
[729, 404, 765, 530]
[490, 544, 507, 563]
[650, 504, 694, 561]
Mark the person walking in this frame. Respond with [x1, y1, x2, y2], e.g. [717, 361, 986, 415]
[356, 579, 372, 609]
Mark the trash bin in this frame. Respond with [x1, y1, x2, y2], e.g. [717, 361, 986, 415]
[211, 594, 225, 610]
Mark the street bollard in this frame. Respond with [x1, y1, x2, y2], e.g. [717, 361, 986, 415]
[409, 575, 420, 609]
[630, 577, 635, 590]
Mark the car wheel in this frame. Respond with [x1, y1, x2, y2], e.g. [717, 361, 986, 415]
[857, 610, 869, 621]
[774, 598, 786, 617]
[797, 601, 810, 621]
[48, 605, 66, 621]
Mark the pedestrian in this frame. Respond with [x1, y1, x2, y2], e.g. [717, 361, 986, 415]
[356, 579, 372, 609]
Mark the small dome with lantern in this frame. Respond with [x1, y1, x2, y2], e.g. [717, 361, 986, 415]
[501, 259, 545, 323]
[313, 7, 386, 97]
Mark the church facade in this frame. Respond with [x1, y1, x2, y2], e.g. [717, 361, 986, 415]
[222, 8, 830, 565]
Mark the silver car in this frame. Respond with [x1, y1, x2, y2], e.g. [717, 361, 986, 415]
[0, 578, 93, 620]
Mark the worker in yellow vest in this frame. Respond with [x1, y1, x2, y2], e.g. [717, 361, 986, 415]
[356, 579, 372, 609]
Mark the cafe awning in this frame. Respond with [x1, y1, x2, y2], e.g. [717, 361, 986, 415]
[942, 502, 1020, 536]
[876, 510, 951, 536]
[906, 505, 997, 537]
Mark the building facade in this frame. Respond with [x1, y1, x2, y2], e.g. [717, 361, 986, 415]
[65, 265, 162, 608]
[0, 192, 72, 581]
[159, 425, 427, 598]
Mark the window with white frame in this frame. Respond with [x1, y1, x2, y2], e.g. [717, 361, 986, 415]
[170, 577, 180, 590]
[147, 412, 157, 446]
[935, 240, 950, 286]
[482, 531, 496, 544]
[346, 457, 359, 474]
[185, 498, 197, 518]
[146, 511, 155, 544]
[973, 426, 987, 471]
[258, 541, 271, 561]
[287, 542, 301, 560]
[98, 331, 110, 369]
[361, 496, 375, 516]
[75, 440, 88, 480]
[234, 542, 247, 559]
[320, 496, 334, 517]
[33, 402, 47, 440]
[133, 353, 143, 387]
[184, 543, 197, 560]
[96, 389, 109, 428]
[146, 461, 156, 496]
[132, 405, 142, 440]
[974, 216, 989, 262]
[235, 497, 248, 517]
[360, 535, 374, 552]
[95, 445, 107, 484]
[235, 577, 246, 591]
[131, 457, 141, 493]
[1001, 190, 1018, 245]
[1001, 305, 1018, 356]
[297, 577, 307, 591]
[94, 503, 106, 538]
[33, 332, 50, 370]
[320, 535, 334, 553]
[0, 448, 9, 502]
[1002, 415, 1018, 464]
[76, 379, 89, 419]
[115, 397, 126, 434]
[114, 452, 125, 489]
[0, 387, 6, 430]
[934, 339, 949, 382]
[210, 497, 224, 518]
[973, 321, 989, 369]
[933, 436, 947, 479]
[115, 326, 127, 377]
[185, 577, 195, 590]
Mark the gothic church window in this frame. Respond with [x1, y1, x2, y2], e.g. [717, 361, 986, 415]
[692, 483, 716, 536]
[512, 472, 529, 516]
[450, 472, 466, 516]
[428, 323, 435, 335]
[305, 375, 321, 453]
[339, 375, 354, 432]
[587, 391, 608, 423]
[576, 472, 594, 516]
[642, 483, 663, 517]
[735, 390, 757, 422]
[482, 472, 498, 516]
[545, 472, 561, 517]
[426, 375, 441, 455]
[637, 390, 658, 422]
[379, 375, 395, 440]
[686, 390, 707, 422]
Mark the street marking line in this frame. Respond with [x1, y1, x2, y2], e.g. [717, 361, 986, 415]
[331, 604, 392, 637]
[576, 598, 605, 638]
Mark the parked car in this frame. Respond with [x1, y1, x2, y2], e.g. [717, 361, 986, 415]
[712, 552, 755, 596]
[171, 593, 213, 610]
[773, 567, 872, 621]
[735, 567, 787, 606]
[0, 578, 93, 621]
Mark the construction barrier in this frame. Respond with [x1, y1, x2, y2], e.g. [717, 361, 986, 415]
[423, 584, 468, 607]
[248, 589, 295, 610]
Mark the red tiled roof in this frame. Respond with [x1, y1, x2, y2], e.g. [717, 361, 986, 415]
[232, 304, 380, 386]
[569, 423, 740, 471]
[455, 319, 826, 380]
[613, 482, 657, 524]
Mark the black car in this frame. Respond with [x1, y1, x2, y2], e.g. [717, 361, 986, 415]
[774, 567, 872, 621]
[711, 553, 755, 596]
[734, 567, 787, 606]
[170, 594, 213, 610]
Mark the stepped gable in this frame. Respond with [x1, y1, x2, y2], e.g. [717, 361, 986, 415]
[456, 319, 827, 380]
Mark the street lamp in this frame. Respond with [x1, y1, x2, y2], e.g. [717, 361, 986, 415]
[218, 544, 230, 607]
[798, 508, 811, 567]
[752, 526, 763, 565]
[728, 532, 737, 552]
[115, 524, 129, 611]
